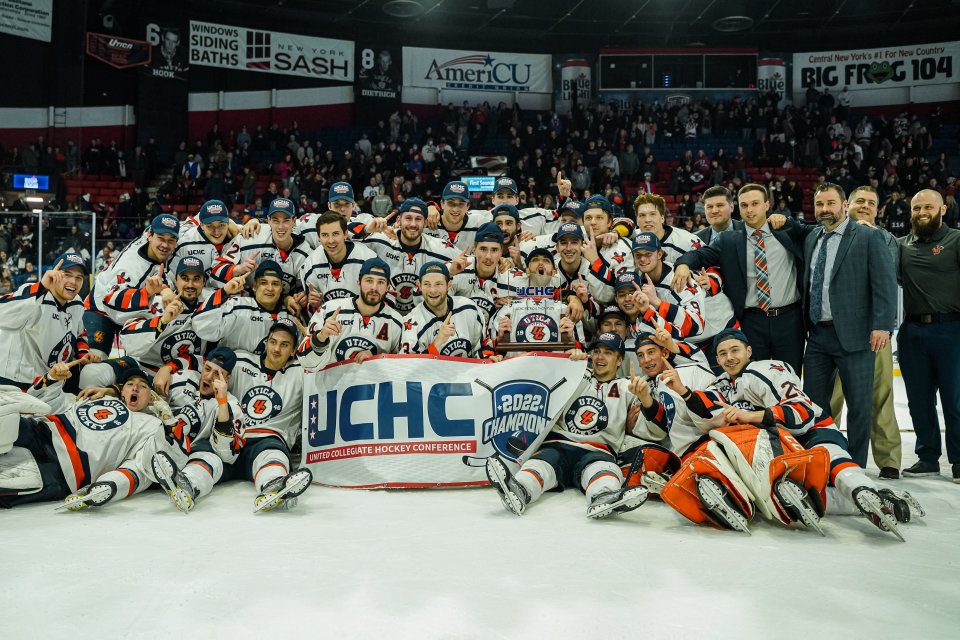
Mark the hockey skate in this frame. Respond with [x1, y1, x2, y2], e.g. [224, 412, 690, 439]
[772, 475, 825, 536]
[878, 488, 926, 524]
[695, 475, 751, 534]
[852, 486, 905, 542]
[254, 468, 313, 513]
[485, 456, 530, 516]
[587, 485, 649, 519]
[152, 451, 198, 514]
[55, 481, 117, 512]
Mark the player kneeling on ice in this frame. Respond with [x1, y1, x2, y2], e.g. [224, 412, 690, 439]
[0, 368, 177, 510]
[486, 333, 668, 519]
[657, 329, 922, 540]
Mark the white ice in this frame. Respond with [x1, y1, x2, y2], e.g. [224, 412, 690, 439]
[3, 377, 960, 639]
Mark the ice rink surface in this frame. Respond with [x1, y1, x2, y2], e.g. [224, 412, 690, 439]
[3, 378, 960, 639]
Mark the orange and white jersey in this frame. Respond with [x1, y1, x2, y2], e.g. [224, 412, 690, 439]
[645, 363, 719, 456]
[424, 211, 493, 250]
[363, 232, 460, 315]
[167, 219, 239, 294]
[300, 241, 378, 306]
[229, 351, 303, 447]
[89, 241, 164, 323]
[449, 266, 525, 327]
[119, 296, 205, 374]
[399, 296, 492, 358]
[298, 296, 404, 368]
[643, 225, 704, 264]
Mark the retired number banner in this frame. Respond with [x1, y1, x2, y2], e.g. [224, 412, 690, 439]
[301, 353, 587, 488]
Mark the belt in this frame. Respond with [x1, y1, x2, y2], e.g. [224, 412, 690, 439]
[817, 320, 834, 326]
[905, 312, 960, 324]
[744, 301, 800, 317]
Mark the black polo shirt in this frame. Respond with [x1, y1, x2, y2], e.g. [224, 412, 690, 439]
[898, 224, 960, 315]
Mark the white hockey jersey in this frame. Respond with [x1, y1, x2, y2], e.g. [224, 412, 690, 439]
[691, 268, 737, 345]
[645, 226, 704, 264]
[399, 296, 491, 357]
[449, 266, 525, 326]
[210, 227, 311, 293]
[423, 211, 493, 250]
[491, 290, 585, 345]
[298, 296, 404, 368]
[167, 371, 245, 462]
[167, 218, 240, 292]
[119, 297, 205, 373]
[192, 289, 294, 354]
[645, 363, 719, 456]
[300, 240, 378, 305]
[363, 232, 460, 315]
[645, 263, 707, 339]
[229, 351, 304, 447]
[88, 241, 165, 323]
[295, 211, 375, 249]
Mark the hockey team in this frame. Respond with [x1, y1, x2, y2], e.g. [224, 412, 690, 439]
[0, 177, 930, 542]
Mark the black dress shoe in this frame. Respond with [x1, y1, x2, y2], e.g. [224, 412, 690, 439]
[878, 467, 900, 480]
[902, 461, 940, 477]
[953, 464, 960, 484]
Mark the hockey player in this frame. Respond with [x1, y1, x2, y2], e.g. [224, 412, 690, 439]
[0, 253, 95, 412]
[150, 347, 246, 512]
[153, 321, 311, 512]
[364, 198, 460, 315]
[657, 329, 921, 539]
[448, 222, 525, 327]
[579, 195, 634, 281]
[0, 368, 170, 509]
[628, 232, 706, 340]
[167, 199, 240, 292]
[299, 211, 378, 311]
[85, 213, 180, 357]
[485, 333, 667, 518]
[293, 181, 378, 248]
[632, 192, 703, 263]
[193, 260, 295, 354]
[553, 221, 615, 305]
[423, 181, 493, 250]
[399, 261, 495, 358]
[298, 257, 404, 368]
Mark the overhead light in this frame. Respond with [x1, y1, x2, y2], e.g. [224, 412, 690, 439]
[382, 0, 425, 18]
[712, 15, 755, 32]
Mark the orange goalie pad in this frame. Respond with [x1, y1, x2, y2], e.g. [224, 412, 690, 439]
[768, 447, 830, 522]
[618, 444, 681, 488]
[660, 441, 754, 528]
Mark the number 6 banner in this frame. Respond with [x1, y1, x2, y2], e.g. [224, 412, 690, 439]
[301, 353, 588, 488]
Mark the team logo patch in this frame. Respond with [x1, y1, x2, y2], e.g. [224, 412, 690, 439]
[474, 296, 495, 318]
[76, 399, 129, 431]
[206, 203, 224, 215]
[563, 396, 609, 435]
[439, 337, 472, 357]
[333, 183, 350, 194]
[514, 312, 559, 343]
[449, 183, 467, 194]
[478, 379, 561, 461]
[497, 178, 513, 186]
[272, 199, 292, 210]
[335, 336, 379, 361]
[933, 245, 944, 255]
[393, 273, 421, 312]
[656, 390, 676, 431]
[242, 385, 284, 426]
[47, 334, 75, 368]
[161, 217, 177, 229]
[160, 331, 201, 363]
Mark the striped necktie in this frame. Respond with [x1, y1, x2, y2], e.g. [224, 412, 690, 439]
[752, 229, 772, 311]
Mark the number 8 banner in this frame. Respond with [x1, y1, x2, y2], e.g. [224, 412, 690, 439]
[355, 43, 402, 126]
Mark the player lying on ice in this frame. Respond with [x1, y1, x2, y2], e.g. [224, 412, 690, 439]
[485, 332, 669, 519]
[634, 328, 923, 540]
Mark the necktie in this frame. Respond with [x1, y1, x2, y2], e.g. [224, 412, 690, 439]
[752, 229, 772, 312]
[809, 231, 834, 323]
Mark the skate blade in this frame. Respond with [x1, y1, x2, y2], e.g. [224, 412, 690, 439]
[152, 458, 193, 515]
[254, 471, 312, 514]
[53, 485, 113, 512]
[900, 491, 926, 518]
[697, 477, 751, 534]
[485, 458, 525, 516]
[587, 488, 649, 519]
[858, 493, 906, 542]
[776, 481, 825, 537]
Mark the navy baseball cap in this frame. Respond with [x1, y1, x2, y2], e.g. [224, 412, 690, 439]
[419, 261, 450, 281]
[614, 271, 641, 292]
[590, 332, 625, 355]
[359, 257, 391, 281]
[598, 305, 628, 324]
[176, 256, 205, 277]
[634, 331, 659, 350]
[526, 247, 554, 266]
[494, 177, 518, 194]
[558, 199, 584, 219]
[206, 346, 237, 374]
[632, 232, 661, 253]
[268, 197, 296, 217]
[442, 181, 470, 202]
[399, 198, 428, 217]
[583, 194, 612, 214]
[150, 214, 180, 238]
[269, 317, 299, 342]
[475, 221, 504, 244]
[554, 222, 584, 241]
[328, 182, 355, 203]
[491, 203, 520, 222]
[254, 259, 284, 280]
[713, 328, 751, 353]
[117, 367, 150, 386]
[53, 252, 88, 274]
[199, 199, 229, 224]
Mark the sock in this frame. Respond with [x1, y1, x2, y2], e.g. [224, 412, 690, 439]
[581, 460, 623, 503]
[515, 459, 556, 503]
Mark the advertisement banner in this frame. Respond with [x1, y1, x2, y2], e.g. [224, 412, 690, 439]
[757, 57, 787, 105]
[356, 43, 401, 125]
[143, 23, 189, 81]
[86, 32, 151, 70]
[302, 353, 588, 488]
[0, 0, 51, 42]
[793, 41, 958, 92]
[554, 56, 594, 114]
[188, 20, 354, 82]
[403, 47, 552, 93]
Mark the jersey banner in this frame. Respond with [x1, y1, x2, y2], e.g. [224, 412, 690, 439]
[302, 353, 587, 488]
[793, 41, 957, 92]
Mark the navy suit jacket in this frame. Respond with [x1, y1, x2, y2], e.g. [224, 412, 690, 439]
[695, 219, 746, 244]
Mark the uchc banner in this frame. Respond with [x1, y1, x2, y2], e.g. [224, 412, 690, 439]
[302, 353, 588, 488]
[403, 47, 552, 93]
[793, 41, 957, 91]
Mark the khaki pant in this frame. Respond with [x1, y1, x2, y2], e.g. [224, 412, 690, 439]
[830, 342, 902, 469]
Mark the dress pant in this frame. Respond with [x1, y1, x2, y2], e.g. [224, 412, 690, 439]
[739, 305, 805, 374]
[830, 342, 901, 469]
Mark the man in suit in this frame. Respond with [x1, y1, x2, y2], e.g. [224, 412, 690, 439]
[829, 185, 902, 478]
[801, 182, 896, 468]
[696, 185, 746, 245]
[672, 183, 814, 373]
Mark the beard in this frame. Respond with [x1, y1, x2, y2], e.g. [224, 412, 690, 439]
[911, 211, 942, 239]
[360, 291, 383, 307]
[528, 272, 553, 287]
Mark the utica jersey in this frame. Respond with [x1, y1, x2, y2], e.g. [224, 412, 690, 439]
[298, 296, 404, 368]
[646, 226, 703, 264]
[167, 217, 239, 291]
[88, 242, 164, 323]
[229, 351, 303, 447]
[423, 211, 493, 250]
[119, 297, 205, 373]
[167, 371, 245, 458]
[692, 268, 737, 344]
[300, 241, 378, 305]
[210, 227, 310, 293]
[192, 289, 294, 354]
[546, 371, 667, 455]
[399, 296, 491, 357]
[646, 363, 719, 456]
[449, 266, 525, 326]
[295, 211, 375, 249]
[364, 232, 460, 315]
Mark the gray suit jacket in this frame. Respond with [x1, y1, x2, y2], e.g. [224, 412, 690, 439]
[802, 221, 897, 352]
[695, 218, 745, 244]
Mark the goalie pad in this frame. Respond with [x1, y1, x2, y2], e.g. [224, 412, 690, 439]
[0, 446, 43, 495]
[709, 425, 829, 525]
[617, 443, 681, 494]
[660, 440, 755, 528]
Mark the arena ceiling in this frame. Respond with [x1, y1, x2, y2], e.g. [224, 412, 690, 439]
[202, 0, 960, 52]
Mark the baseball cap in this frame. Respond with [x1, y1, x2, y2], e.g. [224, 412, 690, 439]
[590, 332, 625, 355]
[206, 346, 237, 374]
[583, 194, 612, 214]
[494, 177, 518, 194]
[526, 247, 554, 266]
[598, 305, 628, 324]
[53, 252, 88, 275]
[632, 232, 661, 253]
[554, 222, 584, 242]
[176, 256, 205, 277]
[199, 199, 229, 224]
[419, 261, 450, 281]
[558, 199, 584, 219]
[359, 257, 391, 281]
[474, 221, 504, 244]
[328, 182, 355, 203]
[634, 331, 659, 350]
[713, 328, 751, 353]
[117, 367, 151, 386]
[150, 214, 180, 238]
[491, 203, 520, 222]
[442, 181, 470, 202]
[614, 271, 641, 292]
[254, 259, 284, 280]
[269, 317, 299, 342]
[399, 197, 428, 217]
[267, 197, 296, 217]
